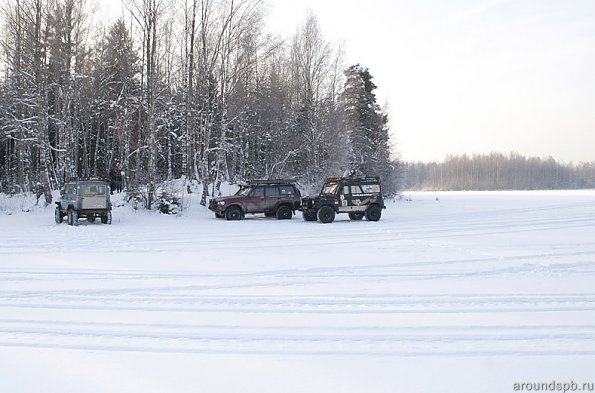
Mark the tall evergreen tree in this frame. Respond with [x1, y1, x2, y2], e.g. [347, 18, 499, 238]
[91, 18, 140, 179]
[341, 64, 391, 179]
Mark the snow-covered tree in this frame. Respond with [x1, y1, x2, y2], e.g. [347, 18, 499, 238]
[91, 18, 140, 180]
[0, 3, 398, 201]
[341, 64, 391, 175]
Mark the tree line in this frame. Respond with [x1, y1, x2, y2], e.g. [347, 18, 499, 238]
[403, 153, 595, 191]
[0, 0, 397, 208]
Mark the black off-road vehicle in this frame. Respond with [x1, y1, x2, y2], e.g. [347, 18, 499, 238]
[208, 180, 302, 220]
[55, 178, 112, 226]
[301, 176, 385, 223]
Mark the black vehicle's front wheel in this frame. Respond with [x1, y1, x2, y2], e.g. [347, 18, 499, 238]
[276, 205, 293, 220]
[225, 206, 242, 221]
[365, 205, 382, 222]
[317, 206, 335, 224]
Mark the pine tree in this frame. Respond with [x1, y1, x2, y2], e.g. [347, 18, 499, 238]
[92, 18, 140, 180]
[341, 64, 393, 186]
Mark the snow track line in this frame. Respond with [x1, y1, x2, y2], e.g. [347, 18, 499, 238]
[2, 315, 595, 357]
[2, 293, 595, 314]
[3, 318, 595, 333]
[2, 340, 595, 357]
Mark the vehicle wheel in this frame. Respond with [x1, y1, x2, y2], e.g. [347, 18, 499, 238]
[101, 211, 112, 224]
[68, 209, 78, 226]
[225, 206, 242, 221]
[276, 205, 292, 220]
[264, 212, 274, 218]
[87, 216, 96, 223]
[348, 212, 364, 221]
[365, 205, 382, 222]
[55, 207, 63, 224]
[317, 206, 335, 224]
[302, 211, 318, 222]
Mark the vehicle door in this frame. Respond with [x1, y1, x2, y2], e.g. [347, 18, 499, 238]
[264, 186, 282, 211]
[245, 186, 266, 213]
[61, 183, 77, 209]
[338, 185, 352, 211]
[81, 183, 108, 209]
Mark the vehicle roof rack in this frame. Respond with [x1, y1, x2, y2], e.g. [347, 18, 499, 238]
[67, 177, 110, 183]
[325, 175, 380, 182]
[247, 179, 297, 185]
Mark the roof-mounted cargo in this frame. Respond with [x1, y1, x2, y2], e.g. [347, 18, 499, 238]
[247, 179, 297, 185]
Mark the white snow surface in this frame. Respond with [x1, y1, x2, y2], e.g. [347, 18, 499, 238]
[1, 190, 594, 392]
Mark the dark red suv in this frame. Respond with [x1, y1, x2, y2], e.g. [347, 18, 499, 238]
[208, 180, 302, 220]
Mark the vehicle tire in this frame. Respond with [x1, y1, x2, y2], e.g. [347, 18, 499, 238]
[348, 212, 364, 221]
[55, 207, 63, 224]
[225, 206, 242, 221]
[276, 205, 292, 220]
[302, 211, 318, 222]
[87, 216, 96, 223]
[68, 209, 78, 226]
[365, 205, 382, 222]
[101, 211, 112, 224]
[317, 205, 335, 224]
[264, 212, 274, 218]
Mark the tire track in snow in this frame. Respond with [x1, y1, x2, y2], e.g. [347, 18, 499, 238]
[3, 293, 595, 314]
[1, 318, 595, 356]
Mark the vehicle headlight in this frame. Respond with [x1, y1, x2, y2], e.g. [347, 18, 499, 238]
[218, 201, 226, 206]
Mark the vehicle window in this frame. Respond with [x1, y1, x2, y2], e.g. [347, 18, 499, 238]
[64, 184, 76, 195]
[361, 184, 381, 193]
[265, 187, 280, 197]
[83, 184, 105, 196]
[279, 186, 294, 196]
[321, 183, 338, 195]
[351, 185, 364, 194]
[250, 187, 265, 197]
[236, 187, 252, 196]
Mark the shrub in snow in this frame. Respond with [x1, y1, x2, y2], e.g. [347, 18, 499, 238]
[157, 191, 180, 215]
[125, 186, 146, 210]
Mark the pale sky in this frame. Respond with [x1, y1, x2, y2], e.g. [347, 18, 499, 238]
[266, 0, 595, 163]
[91, 0, 595, 163]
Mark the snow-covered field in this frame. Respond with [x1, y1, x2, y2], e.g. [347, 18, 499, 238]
[1, 190, 594, 392]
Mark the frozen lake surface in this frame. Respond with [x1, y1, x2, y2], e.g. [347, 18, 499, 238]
[1, 190, 594, 392]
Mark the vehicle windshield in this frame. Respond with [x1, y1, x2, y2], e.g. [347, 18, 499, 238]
[235, 186, 252, 196]
[321, 182, 339, 195]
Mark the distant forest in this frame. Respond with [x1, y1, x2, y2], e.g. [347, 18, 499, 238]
[403, 153, 595, 191]
[0, 0, 396, 207]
